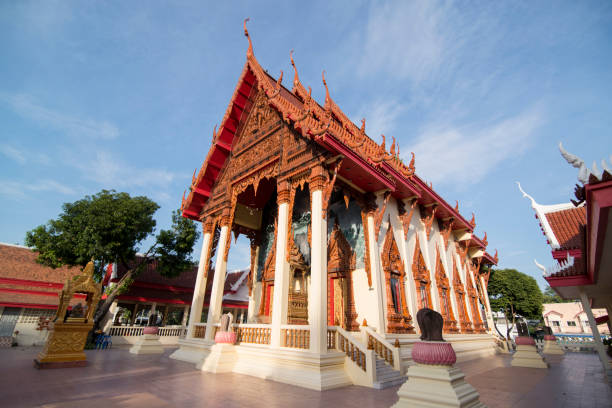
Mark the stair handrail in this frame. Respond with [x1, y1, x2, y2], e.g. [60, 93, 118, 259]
[335, 326, 376, 384]
[361, 325, 402, 371]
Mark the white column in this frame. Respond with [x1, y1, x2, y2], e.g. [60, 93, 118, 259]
[247, 246, 260, 323]
[579, 288, 610, 372]
[101, 300, 119, 332]
[480, 275, 494, 332]
[309, 188, 328, 353]
[150, 302, 157, 315]
[367, 213, 386, 334]
[186, 230, 212, 338]
[270, 191, 291, 348]
[205, 224, 230, 340]
[181, 305, 190, 327]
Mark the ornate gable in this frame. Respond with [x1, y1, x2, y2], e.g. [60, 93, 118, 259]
[382, 228, 404, 276]
[412, 236, 429, 282]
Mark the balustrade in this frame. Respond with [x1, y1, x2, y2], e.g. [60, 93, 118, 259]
[327, 327, 337, 350]
[193, 324, 207, 339]
[234, 324, 271, 345]
[281, 325, 310, 349]
[337, 331, 366, 371]
[367, 334, 394, 367]
[108, 325, 187, 337]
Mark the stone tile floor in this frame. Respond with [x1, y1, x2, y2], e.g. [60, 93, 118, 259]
[0, 347, 610, 408]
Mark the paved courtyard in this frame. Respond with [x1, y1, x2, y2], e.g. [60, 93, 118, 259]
[0, 347, 610, 408]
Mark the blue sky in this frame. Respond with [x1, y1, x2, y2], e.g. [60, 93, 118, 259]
[1, 1, 611, 289]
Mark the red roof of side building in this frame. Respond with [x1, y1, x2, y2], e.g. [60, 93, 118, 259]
[111, 256, 249, 306]
[0, 243, 83, 309]
[544, 206, 586, 250]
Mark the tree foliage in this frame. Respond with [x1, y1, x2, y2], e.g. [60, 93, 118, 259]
[488, 268, 544, 338]
[542, 286, 573, 303]
[25, 190, 200, 330]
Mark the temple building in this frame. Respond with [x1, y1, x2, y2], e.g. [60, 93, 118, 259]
[519, 143, 612, 379]
[171, 22, 498, 390]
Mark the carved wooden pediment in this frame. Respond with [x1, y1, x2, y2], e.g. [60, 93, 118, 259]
[327, 220, 355, 276]
[412, 236, 429, 282]
[382, 227, 404, 276]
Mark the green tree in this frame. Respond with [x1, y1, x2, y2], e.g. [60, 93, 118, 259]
[487, 268, 544, 339]
[25, 190, 199, 333]
[542, 286, 573, 303]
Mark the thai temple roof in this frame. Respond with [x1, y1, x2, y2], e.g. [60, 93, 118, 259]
[180, 20, 495, 262]
[521, 143, 612, 280]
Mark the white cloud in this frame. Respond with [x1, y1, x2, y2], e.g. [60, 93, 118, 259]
[358, 1, 449, 84]
[0, 144, 51, 165]
[406, 107, 543, 188]
[0, 145, 26, 164]
[1, 94, 119, 140]
[355, 99, 407, 142]
[0, 179, 76, 198]
[76, 151, 176, 189]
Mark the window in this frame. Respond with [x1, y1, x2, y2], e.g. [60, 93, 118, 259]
[419, 285, 429, 308]
[552, 321, 560, 327]
[19, 308, 54, 324]
[441, 288, 450, 318]
[390, 278, 400, 314]
[566, 321, 576, 327]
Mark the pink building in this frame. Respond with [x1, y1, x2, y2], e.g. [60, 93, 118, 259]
[543, 302, 610, 335]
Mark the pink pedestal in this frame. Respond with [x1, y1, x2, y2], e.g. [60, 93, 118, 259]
[143, 327, 159, 335]
[214, 331, 236, 344]
[515, 336, 535, 345]
[411, 341, 457, 366]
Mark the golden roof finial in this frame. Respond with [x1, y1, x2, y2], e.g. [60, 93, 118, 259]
[360, 118, 366, 134]
[390, 136, 396, 155]
[408, 152, 415, 171]
[454, 200, 459, 211]
[244, 18, 253, 58]
[380, 134, 386, 150]
[322, 70, 331, 108]
[290, 50, 300, 88]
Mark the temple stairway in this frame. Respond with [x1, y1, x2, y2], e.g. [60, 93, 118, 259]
[373, 357, 406, 389]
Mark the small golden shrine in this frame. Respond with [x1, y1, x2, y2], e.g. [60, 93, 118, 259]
[34, 260, 102, 369]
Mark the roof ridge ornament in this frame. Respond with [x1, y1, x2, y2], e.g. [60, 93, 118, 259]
[559, 142, 589, 184]
[244, 18, 253, 58]
[516, 181, 539, 209]
[534, 259, 546, 276]
[290, 50, 300, 90]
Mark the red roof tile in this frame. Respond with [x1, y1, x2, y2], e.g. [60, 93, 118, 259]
[544, 206, 586, 250]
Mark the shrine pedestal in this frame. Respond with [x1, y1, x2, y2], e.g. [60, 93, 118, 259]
[511, 337, 548, 368]
[394, 342, 485, 408]
[541, 335, 564, 355]
[129, 332, 164, 355]
[34, 321, 91, 369]
[197, 343, 237, 373]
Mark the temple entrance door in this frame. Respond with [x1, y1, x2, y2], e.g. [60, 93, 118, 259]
[328, 276, 346, 327]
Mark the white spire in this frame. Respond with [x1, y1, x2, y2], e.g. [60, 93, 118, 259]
[534, 259, 547, 276]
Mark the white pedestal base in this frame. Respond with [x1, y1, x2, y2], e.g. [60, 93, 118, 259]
[129, 334, 164, 355]
[393, 364, 485, 408]
[169, 338, 213, 364]
[197, 343, 237, 373]
[511, 345, 548, 368]
[542, 340, 564, 355]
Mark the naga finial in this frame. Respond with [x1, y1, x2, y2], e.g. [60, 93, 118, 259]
[192, 168, 197, 186]
[380, 134, 386, 150]
[483, 232, 488, 246]
[290, 50, 300, 87]
[277, 70, 283, 87]
[470, 212, 476, 227]
[181, 189, 187, 210]
[212, 124, 218, 142]
[454, 200, 459, 211]
[322, 70, 331, 107]
[244, 18, 253, 58]
[390, 136, 396, 155]
[360, 118, 366, 133]
[494, 249, 498, 263]
[408, 152, 415, 171]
